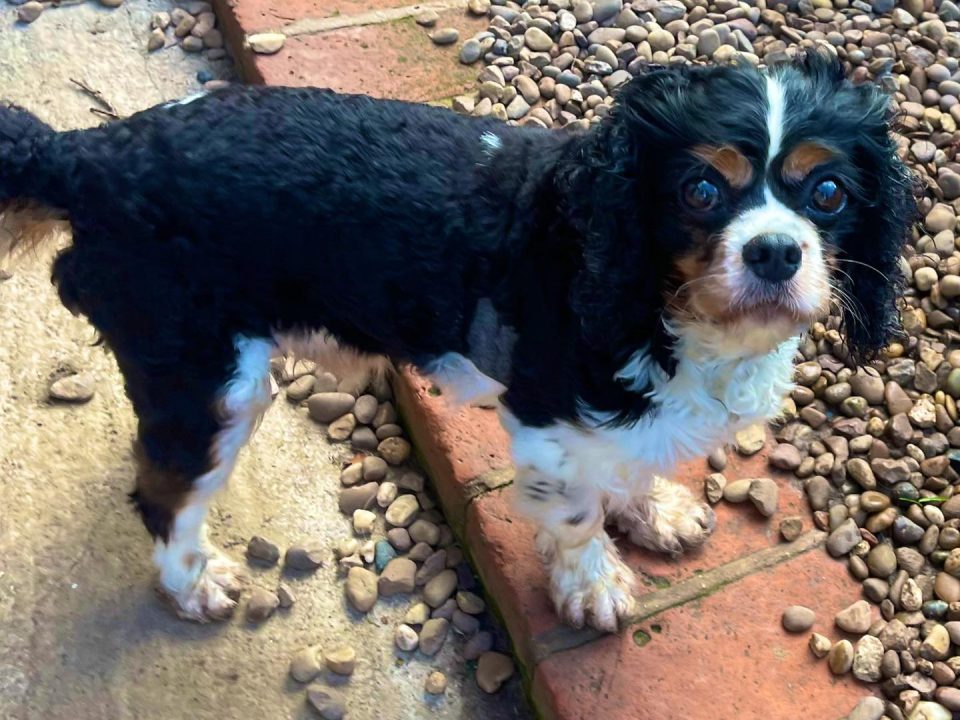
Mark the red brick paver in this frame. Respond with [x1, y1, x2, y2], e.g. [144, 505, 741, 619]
[211, 2, 876, 716]
[532, 550, 869, 720]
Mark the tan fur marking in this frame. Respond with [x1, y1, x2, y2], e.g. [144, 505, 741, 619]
[0, 200, 67, 267]
[782, 142, 836, 183]
[691, 145, 753, 189]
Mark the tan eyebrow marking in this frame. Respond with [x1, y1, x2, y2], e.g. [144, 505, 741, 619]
[691, 145, 753, 189]
[782, 142, 838, 182]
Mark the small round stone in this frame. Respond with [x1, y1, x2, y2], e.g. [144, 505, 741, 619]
[782, 606, 815, 633]
[425, 671, 448, 695]
[49, 373, 95, 403]
[290, 645, 323, 683]
[395, 623, 419, 651]
[477, 652, 515, 693]
[324, 645, 356, 676]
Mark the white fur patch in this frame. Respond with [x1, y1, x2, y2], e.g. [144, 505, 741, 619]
[165, 91, 207, 108]
[508, 322, 797, 517]
[765, 74, 786, 166]
[155, 336, 271, 620]
[422, 352, 505, 406]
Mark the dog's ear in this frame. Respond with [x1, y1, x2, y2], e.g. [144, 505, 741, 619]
[834, 87, 917, 360]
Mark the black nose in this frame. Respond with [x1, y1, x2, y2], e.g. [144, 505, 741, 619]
[742, 234, 802, 282]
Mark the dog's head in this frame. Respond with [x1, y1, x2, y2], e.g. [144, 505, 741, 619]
[565, 53, 915, 360]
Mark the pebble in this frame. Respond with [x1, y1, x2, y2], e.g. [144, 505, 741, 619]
[352, 509, 377, 535]
[246, 535, 280, 566]
[385, 494, 419, 527]
[414, 9, 438, 26]
[404, 602, 431, 626]
[246, 587, 279, 622]
[419, 618, 450, 656]
[277, 582, 295, 609]
[324, 645, 356, 676]
[306, 686, 346, 720]
[909, 702, 952, 720]
[852, 635, 884, 682]
[867, 543, 898, 578]
[345, 567, 378, 613]
[430, 28, 459, 46]
[378, 437, 411, 465]
[477, 652, 515, 693]
[735, 424, 765, 455]
[828, 639, 854, 674]
[836, 600, 874, 633]
[285, 539, 325, 571]
[723, 479, 752, 503]
[704, 473, 726, 504]
[49, 373, 95, 403]
[464, 631, 494, 661]
[782, 606, 815, 633]
[748, 478, 778, 517]
[707, 447, 727, 471]
[809, 632, 832, 658]
[247, 32, 286, 55]
[780, 516, 803, 542]
[395, 623, 419, 651]
[423, 569, 458, 608]
[827, 519, 862, 557]
[425, 671, 448, 695]
[339, 482, 378, 515]
[457, 591, 485, 615]
[290, 646, 323, 683]
[847, 697, 885, 720]
[16, 1, 42, 22]
[378, 558, 416, 596]
[308, 392, 356, 422]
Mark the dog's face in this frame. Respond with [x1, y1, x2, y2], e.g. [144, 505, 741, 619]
[610, 55, 915, 357]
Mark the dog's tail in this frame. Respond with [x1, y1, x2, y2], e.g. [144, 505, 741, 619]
[0, 103, 67, 269]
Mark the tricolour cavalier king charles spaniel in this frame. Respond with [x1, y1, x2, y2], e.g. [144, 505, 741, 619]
[0, 53, 914, 631]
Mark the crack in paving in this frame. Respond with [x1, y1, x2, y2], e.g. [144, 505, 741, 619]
[528, 529, 827, 664]
[259, 0, 471, 39]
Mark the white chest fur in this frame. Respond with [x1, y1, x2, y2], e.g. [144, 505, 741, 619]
[506, 327, 798, 493]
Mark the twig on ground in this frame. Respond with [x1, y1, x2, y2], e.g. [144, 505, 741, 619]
[69, 77, 123, 121]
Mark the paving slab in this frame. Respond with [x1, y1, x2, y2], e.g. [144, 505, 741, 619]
[531, 548, 872, 720]
[214, 0, 484, 101]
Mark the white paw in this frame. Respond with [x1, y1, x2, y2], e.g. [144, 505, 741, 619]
[158, 548, 245, 622]
[546, 536, 636, 633]
[619, 477, 716, 556]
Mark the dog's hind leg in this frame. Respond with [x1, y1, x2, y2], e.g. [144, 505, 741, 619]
[125, 336, 273, 621]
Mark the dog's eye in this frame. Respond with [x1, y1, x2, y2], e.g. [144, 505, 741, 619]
[810, 179, 846, 214]
[683, 179, 720, 211]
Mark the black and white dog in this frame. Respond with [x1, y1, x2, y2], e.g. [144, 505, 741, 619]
[0, 53, 913, 632]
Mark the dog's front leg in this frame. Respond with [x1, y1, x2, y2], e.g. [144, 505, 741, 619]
[613, 473, 716, 557]
[516, 467, 635, 633]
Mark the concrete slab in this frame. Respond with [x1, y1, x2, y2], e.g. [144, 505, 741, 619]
[0, 3, 527, 719]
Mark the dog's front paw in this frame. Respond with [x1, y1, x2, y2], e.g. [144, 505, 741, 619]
[158, 549, 246, 622]
[547, 536, 636, 633]
[619, 477, 716, 556]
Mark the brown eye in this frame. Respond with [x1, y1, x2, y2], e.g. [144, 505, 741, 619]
[683, 179, 720, 211]
[811, 179, 846, 214]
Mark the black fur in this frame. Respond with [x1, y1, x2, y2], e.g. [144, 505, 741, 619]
[0, 57, 913, 539]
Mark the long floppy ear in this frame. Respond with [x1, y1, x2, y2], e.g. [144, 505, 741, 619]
[835, 87, 917, 360]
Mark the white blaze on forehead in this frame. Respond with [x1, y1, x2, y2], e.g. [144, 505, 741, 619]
[764, 74, 786, 167]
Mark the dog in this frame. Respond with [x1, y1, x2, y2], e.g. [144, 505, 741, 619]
[0, 53, 914, 632]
